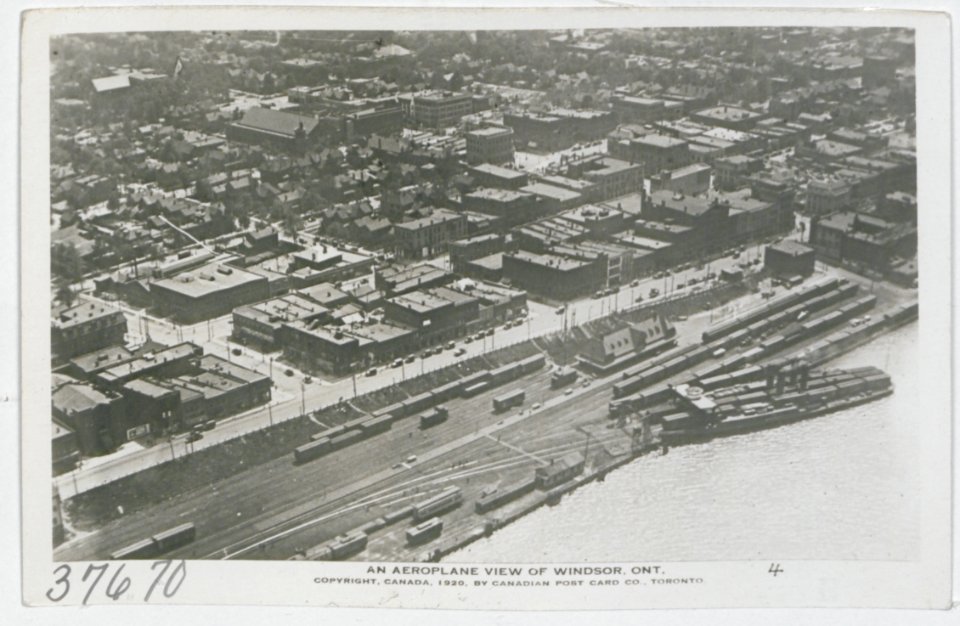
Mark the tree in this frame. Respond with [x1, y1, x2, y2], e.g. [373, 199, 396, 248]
[280, 206, 303, 237]
[52, 242, 85, 283]
[56, 283, 76, 307]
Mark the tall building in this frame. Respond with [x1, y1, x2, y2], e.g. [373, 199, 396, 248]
[405, 91, 473, 129]
[806, 178, 851, 216]
[466, 126, 515, 165]
[608, 131, 692, 172]
[393, 209, 469, 260]
[51, 301, 128, 362]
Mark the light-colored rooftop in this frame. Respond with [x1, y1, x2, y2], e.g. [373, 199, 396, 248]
[153, 263, 265, 298]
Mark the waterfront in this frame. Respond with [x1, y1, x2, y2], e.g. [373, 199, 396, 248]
[449, 322, 920, 563]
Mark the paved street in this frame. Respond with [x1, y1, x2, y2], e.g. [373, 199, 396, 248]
[56, 234, 784, 498]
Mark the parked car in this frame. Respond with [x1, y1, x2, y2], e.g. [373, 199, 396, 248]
[555, 305, 566, 315]
[391, 358, 403, 368]
[186, 432, 203, 443]
[366, 368, 378, 377]
[405, 355, 416, 364]
[454, 348, 467, 357]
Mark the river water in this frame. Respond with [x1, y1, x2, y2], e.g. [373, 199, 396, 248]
[450, 323, 920, 563]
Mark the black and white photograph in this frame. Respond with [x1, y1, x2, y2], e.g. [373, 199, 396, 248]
[17, 5, 953, 611]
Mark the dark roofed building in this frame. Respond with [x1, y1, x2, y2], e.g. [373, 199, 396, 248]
[764, 240, 816, 278]
[52, 301, 128, 362]
[227, 107, 319, 151]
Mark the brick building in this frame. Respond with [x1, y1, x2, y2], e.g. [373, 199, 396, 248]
[468, 163, 529, 190]
[52, 301, 128, 362]
[608, 131, 692, 173]
[393, 209, 469, 260]
[806, 178, 852, 216]
[764, 241, 816, 278]
[382, 286, 481, 346]
[461, 188, 541, 225]
[280, 320, 416, 375]
[341, 105, 404, 142]
[232, 293, 333, 349]
[809, 211, 917, 271]
[151, 263, 270, 324]
[405, 91, 473, 129]
[502, 250, 604, 300]
[466, 126, 515, 165]
[226, 107, 319, 151]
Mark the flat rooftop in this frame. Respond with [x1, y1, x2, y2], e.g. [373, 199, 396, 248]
[97, 343, 202, 384]
[395, 209, 463, 231]
[467, 126, 513, 137]
[768, 240, 814, 257]
[53, 301, 123, 330]
[467, 253, 504, 271]
[648, 190, 714, 216]
[694, 105, 764, 123]
[469, 163, 528, 180]
[466, 188, 531, 202]
[614, 233, 673, 251]
[584, 157, 639, 176]
[236, 294, 329, 325]
[560, 204, 623, 224]
[538, 175, 595, 191]
[507, 250, 590, 271]
[634, 133, 688, 149]
[520, 182, 582, 202]
[389, 290, 454, 314]
[298, 283, 351, 306]
[153, 263, 264, 298]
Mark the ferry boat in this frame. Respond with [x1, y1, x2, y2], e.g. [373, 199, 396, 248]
[642, 363, 894, 446]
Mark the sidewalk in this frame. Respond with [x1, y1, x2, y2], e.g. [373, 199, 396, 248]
[56, 241, 771, 498]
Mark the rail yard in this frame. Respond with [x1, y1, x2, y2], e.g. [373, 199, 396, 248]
[56, 271, 916, 563]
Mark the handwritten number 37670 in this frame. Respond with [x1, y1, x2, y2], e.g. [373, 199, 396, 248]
[46, 560, 186, 604]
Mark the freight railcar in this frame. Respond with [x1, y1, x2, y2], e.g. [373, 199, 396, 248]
[411, 486, 463, 522]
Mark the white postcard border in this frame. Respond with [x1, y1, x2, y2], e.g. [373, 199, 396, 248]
[19, 5, 953, 610]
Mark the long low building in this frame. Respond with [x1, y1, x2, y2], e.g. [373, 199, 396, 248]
[502, 249, 603, 300]
[123, 355, 272, 431]
[54, 349, 271, 459]
[226, 107, 320, 150]
[232, 293, 333, 349]
[280, 320, 417, 375]
[151, 262, 270, 324]
[382, 286, 480, 346]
